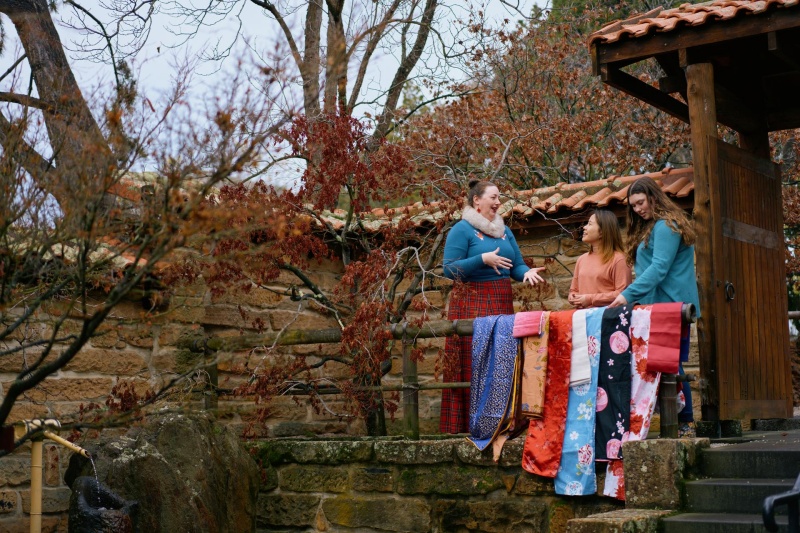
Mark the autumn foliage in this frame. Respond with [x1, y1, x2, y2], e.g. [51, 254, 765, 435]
[398, 6, 692, 191]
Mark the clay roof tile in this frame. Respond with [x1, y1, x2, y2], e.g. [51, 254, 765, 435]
[573, 187, 613, 210]
[662, 176, 691, 195]
[589, 0, 799, 46]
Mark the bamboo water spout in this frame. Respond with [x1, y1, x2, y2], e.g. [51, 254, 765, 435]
[13, 419, 91, 533]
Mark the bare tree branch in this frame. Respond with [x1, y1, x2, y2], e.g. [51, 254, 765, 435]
[372, 0, 438, 142]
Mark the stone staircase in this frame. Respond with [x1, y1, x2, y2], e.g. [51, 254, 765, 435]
[661, 426, 800, 533]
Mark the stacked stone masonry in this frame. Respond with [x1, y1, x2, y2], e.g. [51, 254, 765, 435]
[254, 437, 623, 533]
[253, 436, 708, 533]
[0, 226, 704, 530]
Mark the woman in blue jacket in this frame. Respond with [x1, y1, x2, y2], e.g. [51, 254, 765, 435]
[440, 180, 545, 433]
[610, 176, 700, 437]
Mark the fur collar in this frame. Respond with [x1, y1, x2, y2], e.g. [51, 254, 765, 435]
[461, 205, 506, 239]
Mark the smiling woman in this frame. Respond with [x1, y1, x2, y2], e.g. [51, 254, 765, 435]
[568, 209, 630, 309]
[439, 179, 546, 434]
[610, 175, 701, 437]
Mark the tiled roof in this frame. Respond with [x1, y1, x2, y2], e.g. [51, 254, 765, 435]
[99, 167, 694, 271]
[589, 0, 799, 46]
[319, 167, 695, 232]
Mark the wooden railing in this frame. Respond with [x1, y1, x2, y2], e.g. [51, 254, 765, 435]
[183, 304, 696, 440]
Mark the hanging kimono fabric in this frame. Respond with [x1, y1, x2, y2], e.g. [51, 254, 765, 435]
[519, 312, 551, 419]
[521, 309, 575, 478]
[569, 309, 591, 387]
[595, 305, 632, 463]
[603, 306, 660, 499]
[489, 351, 527, 461]
[554, 308, 603, 496]
[513, 311, 545, 338]
[645, 302, 683, 373]
[467, 314, 520, 461]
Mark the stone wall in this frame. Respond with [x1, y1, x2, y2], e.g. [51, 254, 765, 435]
[0, 223, 704, 531]
[253, 436, 624, 533]
[0, 223, 701, 437]
[0, 443, 71, 532]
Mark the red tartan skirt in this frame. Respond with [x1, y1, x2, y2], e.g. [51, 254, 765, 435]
[439, 278, 515, 434]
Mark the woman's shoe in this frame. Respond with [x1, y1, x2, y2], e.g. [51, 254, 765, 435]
[678, 421, 696, 438]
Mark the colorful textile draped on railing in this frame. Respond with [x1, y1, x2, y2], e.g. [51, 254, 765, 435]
[467, 303, 686, 500]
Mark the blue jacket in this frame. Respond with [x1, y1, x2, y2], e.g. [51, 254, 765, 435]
[443, 220, 528, 282]
[621, 219, 701, 315]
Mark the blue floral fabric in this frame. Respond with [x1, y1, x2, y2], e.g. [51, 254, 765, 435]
[555, 307, 603, 495]
[468, 314, 518, 451]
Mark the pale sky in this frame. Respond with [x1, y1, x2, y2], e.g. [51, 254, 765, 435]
[0, 0, 548, 180]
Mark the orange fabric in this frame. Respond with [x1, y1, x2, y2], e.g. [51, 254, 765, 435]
[520, 312, 550, 419]
[521, 310, 575, 478]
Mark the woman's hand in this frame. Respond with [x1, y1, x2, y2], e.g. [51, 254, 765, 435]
[609, 294, 628, 308]
[482, 247, 513, 275]
[523, 266, 546, 285]
[568, 293, 588, 308]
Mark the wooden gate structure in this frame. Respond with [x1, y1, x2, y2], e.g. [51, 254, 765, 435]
[589, 0, 799, 430]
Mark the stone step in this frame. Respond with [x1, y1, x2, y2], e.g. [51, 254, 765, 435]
[702, 440, 800, 479]
[685, 478, 795, 514]
[661, 512, 790, 533]
[567, 509, 671, 533]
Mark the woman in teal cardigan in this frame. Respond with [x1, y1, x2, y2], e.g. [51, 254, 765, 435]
[610, 176, 700, 437]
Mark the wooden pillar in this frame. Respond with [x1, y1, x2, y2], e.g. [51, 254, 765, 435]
[685, 62, 721, 422]
[739, 130, 771, 159]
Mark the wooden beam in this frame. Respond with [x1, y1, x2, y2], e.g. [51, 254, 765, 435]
[595, 9, 800, 67]
[656, 52, 689, 102]
[738, 130, 771, 159]
[600, 63, 762, 133]
[600, 65, 690, 123]
[686, 62, 721, 422]
[767, 30, 800, 72]
[767, 106, 800, 131]
[713, 82, 767, 134]
[658, 74, 686, 94]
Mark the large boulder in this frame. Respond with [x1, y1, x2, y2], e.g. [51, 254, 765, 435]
[66, 413, 259, 533]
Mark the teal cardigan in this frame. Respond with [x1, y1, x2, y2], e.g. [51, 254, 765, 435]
[621, 220, 701, 316]
[443, 220, 529, 282]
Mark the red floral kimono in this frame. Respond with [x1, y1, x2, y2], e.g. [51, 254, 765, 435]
[521, 310, 575, 478]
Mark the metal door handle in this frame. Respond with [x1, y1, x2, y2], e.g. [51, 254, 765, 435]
[724, 281, 735, 301]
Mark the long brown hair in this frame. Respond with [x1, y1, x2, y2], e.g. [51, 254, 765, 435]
[593, 209, 625, 263]
[624, 176, 696, 265]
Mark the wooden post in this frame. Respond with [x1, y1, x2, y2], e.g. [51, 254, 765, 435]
[30, 438, 42, 533]
[659, 374, 679, 438]
[685, 62, 721, 422]
[739, 130, 770, 159]
[400, 324, 420, 440]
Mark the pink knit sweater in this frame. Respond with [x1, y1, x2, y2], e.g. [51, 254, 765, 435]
[568, 251, 631, 307]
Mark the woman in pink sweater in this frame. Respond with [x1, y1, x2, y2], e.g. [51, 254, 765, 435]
[568, 209, 631, 308]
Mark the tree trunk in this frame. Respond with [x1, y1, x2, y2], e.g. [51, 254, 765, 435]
[1, 0, 113, 213]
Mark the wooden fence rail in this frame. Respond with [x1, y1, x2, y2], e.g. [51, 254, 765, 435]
[183, 305, 696, 440]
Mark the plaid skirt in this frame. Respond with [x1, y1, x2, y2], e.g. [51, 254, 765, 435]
[440, 278, 515, 434]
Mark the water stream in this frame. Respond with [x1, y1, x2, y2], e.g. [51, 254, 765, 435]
[88, 456, 104, 509]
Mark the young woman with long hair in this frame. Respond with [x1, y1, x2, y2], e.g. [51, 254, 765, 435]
[568, 209, 631, 308]
[609, 176, 700, 437]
